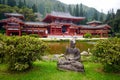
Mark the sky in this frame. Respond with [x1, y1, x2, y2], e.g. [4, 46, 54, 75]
[57, 0, 120, 14]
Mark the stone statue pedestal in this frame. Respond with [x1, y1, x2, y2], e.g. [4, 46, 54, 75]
[57, 59, 84, 72]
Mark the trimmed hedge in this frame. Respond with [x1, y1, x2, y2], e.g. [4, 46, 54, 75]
[0, 34, 48, 71]
[92, 38, 120, 72]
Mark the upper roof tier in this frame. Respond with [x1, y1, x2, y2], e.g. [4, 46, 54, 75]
[87, 20, 102, 24]
[42, 11, 85, 23]
[24, 22, 48, 27]
[0, 17, 24, 25]
[79, 24, 111, 30]
[5, 13, 24, 19]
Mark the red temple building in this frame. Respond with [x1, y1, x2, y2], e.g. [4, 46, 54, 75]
[0, 11, 111, 38]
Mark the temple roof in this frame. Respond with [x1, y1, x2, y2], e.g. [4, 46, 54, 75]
[42, 11, 85, 23]
[0, 17, 24, 24]
[24, 22, 48, 27]
[5, 13, 24, 19]
[87, 20, 102, 24]
[79, 24, 111, 29]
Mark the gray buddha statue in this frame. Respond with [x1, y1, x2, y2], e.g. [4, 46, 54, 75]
[57, 39, 85, 72]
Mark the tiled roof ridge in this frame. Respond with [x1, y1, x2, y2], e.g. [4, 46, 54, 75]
[87, 20, 102, 24]
[50, 11, 85, 19]
[5, 13, 24, 17]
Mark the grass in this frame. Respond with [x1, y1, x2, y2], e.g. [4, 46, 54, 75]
[0, 61, 120, 80]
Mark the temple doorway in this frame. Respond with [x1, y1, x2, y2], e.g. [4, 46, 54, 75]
[62, 25, 67, 33]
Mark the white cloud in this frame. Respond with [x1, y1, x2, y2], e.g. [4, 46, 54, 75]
[58, 0, 120, 13]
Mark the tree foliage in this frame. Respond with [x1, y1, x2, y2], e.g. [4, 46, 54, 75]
[0, 34, 48, 71]
[7, 0, 16, 7]
[92, 38, 120, 72]
[105, 9, 120, 35]
[0, 0, 105, 23]
[32, 4, 38, 12]
[92, 10, 98, 20]
[0, 4, 36, 21]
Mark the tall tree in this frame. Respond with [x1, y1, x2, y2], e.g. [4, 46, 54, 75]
[79, 3, 83, 16]
[73, 6, 76, 16]
[24, 0, 26, 7]
[100, 10, 104, 22]
[105, 11, 111, 22]
[62, 5, 66, 12]
[115, 9, 120, 18]
[0, 0, 2, 4]
[18, 0, 24, 8]
[2, 0, 6, 4]
[92, 10, 98, 20]
[32, 4, 38, 12]
[75, 4, 79, 16]
[68, 5, 72, 14]
[7, 0, 16, 7]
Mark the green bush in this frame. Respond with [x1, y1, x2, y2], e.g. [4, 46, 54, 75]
[29, 34, 40, 38]
[0, 34, 8, 63]
[84, 33, 92, 38]
[92, 38, 120, 72]
[92, 35, 100, 38]
[0, 34, 48, 71]
[0, 41, 5, 63]
[115, 33, 120, 38]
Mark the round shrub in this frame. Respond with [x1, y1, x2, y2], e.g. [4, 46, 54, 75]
[92, 38, 120, 72]
[84, 33, 92, 38]
[0, 35, 48, 71]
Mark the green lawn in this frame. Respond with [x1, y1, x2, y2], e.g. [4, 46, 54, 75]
[0, 61, 120, 80]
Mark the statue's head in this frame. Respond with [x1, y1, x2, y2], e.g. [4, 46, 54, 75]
[70, 39, 76, 48]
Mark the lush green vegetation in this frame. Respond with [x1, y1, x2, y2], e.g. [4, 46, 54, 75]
[0, 4, 36, 21]
[0, 61, 120, 80]
[0, 34, 119, 79]
[0, 0, 106, 22]
[105, 9, 120, 36]
[0, 34, 48, 71]
[84, 33, 92, 38]
[92, 38, 120, 72]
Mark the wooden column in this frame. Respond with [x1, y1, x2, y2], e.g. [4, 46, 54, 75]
[19, 30, 21, 36]
[31, 28, 33, 34]
[38, 28, 39, 35]
[100, 32, 103, 38]
[50, 27, 52, 35]
[19, 26, 21, 36]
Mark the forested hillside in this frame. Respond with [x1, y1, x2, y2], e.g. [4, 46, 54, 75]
[0, 0, 106, 22]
